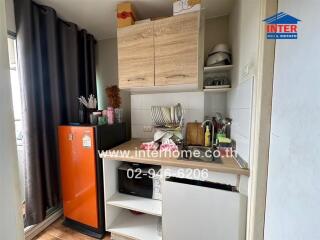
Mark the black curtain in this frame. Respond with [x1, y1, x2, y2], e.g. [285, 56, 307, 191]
[14, 0, 96, 226]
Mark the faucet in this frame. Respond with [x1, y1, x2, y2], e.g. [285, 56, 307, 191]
[201, 120, 215, 148]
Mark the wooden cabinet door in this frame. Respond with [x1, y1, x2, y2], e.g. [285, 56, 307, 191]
[117, 23, 155, 88]
[154, 12, 200, 86]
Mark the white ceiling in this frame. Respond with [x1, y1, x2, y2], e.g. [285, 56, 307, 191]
[34, 0, 234, 40]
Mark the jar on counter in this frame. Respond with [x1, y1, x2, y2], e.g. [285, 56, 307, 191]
[90, 111, 101, 125]
[114, 108, 123, 123]
[107, 107, 114, 125]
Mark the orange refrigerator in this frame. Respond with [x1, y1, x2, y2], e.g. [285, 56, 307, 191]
[58, 123, 126, 239]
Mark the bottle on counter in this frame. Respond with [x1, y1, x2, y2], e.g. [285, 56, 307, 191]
[205, 125, 211, 147]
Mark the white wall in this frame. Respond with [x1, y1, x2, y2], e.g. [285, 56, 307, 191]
[227, 0, 260, 163]
[96, 38, 131, 138]
[264, 1, 320, 239]
[0, 0, 24, 238]
[5, 0, 15, 33]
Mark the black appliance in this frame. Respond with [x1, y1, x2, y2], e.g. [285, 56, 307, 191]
[118, 163, 161, 199]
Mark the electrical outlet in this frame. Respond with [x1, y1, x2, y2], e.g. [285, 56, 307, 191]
[143, 126, 153, 132]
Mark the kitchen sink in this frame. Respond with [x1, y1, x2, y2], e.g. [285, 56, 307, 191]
[178, 145, 221, 163]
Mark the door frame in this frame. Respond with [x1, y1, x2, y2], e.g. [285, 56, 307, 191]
[246, 0, 278, 239]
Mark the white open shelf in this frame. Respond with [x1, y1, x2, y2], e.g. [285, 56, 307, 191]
[107, 193, 162, 217]
[203, 85, 231, 92]
[108, 210, 162, 240]
[204, 64, 233, 73]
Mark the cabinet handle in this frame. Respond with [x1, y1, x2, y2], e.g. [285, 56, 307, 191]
[128, 77, 145, 82]
[165, 177, 237, 192]
[165, 74, 188, 79]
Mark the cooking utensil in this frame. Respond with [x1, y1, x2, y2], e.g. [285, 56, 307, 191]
[186, 122, 205, 146]
[170, 106, 175, 123]
[176, 103, 182, 123]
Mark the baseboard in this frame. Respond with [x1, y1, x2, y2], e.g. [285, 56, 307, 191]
[24, 208, 63, 240]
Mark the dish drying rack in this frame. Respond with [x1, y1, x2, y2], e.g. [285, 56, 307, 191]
[151, 104, 184, 128]
[151, 104, 185, 145]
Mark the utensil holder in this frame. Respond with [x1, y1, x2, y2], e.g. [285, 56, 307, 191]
[85, 108, 97, 124]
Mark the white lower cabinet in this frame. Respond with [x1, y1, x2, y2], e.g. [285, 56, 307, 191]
[162, 175, 247, 240]
[103, 160, 247, 240]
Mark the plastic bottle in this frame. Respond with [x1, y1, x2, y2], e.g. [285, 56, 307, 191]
[205, 125, 211, 147]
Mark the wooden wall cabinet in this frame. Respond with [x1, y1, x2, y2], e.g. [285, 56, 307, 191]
[154, 12, 200, 86]
[117, 23, 155, 88]
[117, 12, 203, 91]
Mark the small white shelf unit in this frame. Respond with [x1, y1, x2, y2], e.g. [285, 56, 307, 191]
[103, 159, 162, 240]
[107, 193, 162, 217]
[203, 65, 233, 92]
[203, 85, 231, 92]
[108, 210, 162, 240]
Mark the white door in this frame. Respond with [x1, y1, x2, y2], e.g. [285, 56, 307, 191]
[162, 177, 246, 240]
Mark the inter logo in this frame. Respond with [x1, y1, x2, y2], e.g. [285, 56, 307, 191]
[263, 12, 301, 40]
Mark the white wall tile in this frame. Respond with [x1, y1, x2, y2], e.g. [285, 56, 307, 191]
[131, 95, 142, 109]
[131, 92, 204, 110]
[227, 80, 253, 162]
[228, 108, 252, 139]
[184, 109, 204, 123]
[230, 130, 250, 162]
[227, 78, 253, 110]
[131, 109, 152, 125]
[132, 124, 154, 139]
[204, 92, 227, 117]
[131, 92, 207, 138]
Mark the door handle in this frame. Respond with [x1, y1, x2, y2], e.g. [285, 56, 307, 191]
[128, 77, 145, 82]
[165, 74, 188, 79]
[165, 177, 237, 192]
[68, 133, 74, 141]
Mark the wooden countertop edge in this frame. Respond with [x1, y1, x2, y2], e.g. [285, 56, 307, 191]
[101, 139, 250, 176]
[102, 154, 250, 177]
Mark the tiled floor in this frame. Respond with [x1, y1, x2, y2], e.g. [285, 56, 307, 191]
[34, 218, 111, 240]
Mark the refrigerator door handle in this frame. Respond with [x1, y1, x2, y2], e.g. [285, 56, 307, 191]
[68, 133, 74, 141]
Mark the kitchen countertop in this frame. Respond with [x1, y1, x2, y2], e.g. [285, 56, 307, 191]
[101, 139, 249, 176]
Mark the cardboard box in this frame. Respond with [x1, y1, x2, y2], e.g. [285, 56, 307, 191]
[173, 0, 201, 16]
[117, 2, 136, 28]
